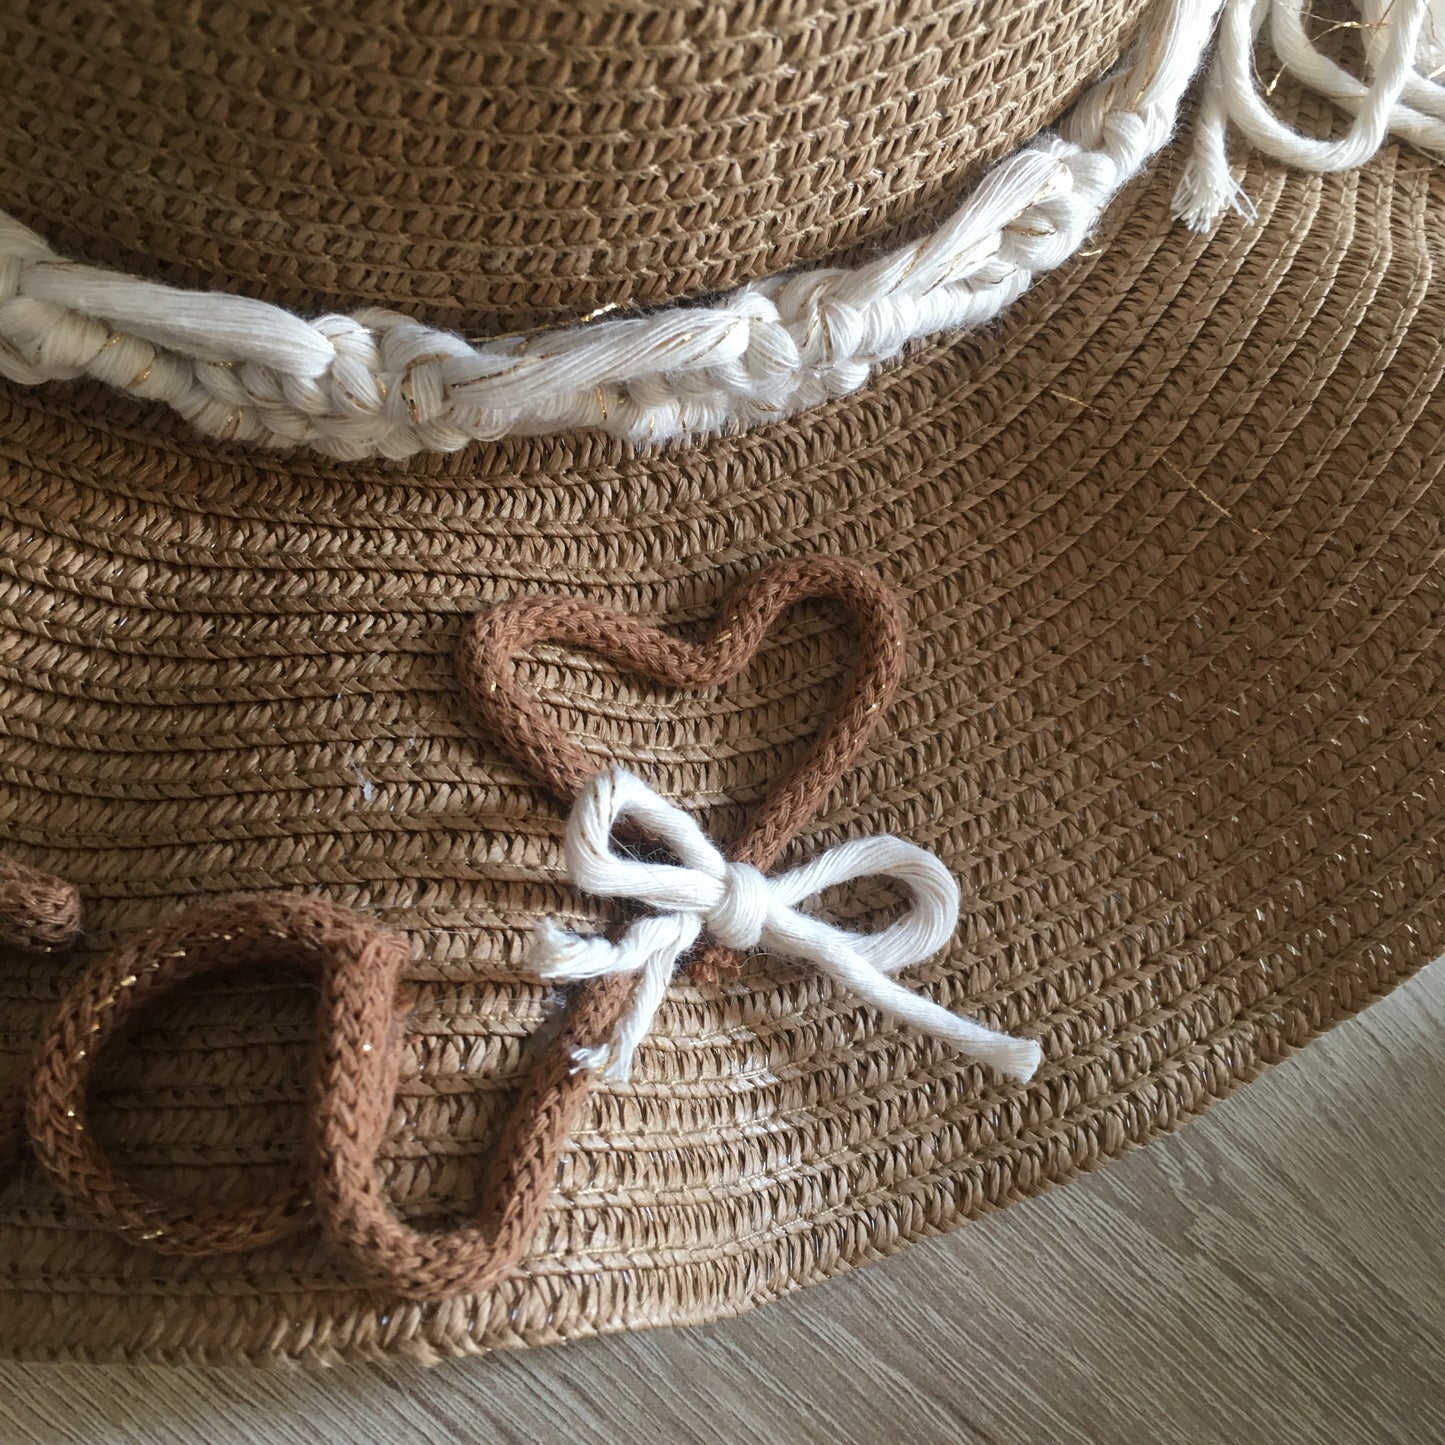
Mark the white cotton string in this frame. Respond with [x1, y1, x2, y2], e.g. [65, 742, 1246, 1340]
[531, 768, 1044, 1085]
[0, 0, 1226, 458]
[1174, 0, 1445, 230]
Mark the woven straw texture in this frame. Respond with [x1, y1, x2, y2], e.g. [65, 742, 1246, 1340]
[0, 0, 1148, 333]
[1, 79, 1443, 1360]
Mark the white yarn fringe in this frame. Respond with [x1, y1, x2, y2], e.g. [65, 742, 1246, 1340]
[0, 0, 1438, 458]
[535, 768, 1044, 1085]
[1174, 0, 1445, 229]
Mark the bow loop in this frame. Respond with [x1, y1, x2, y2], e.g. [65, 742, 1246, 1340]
[564, 765, 728, 904]
[533, 768, 1042, 1085]
[766, 834, 960, 976]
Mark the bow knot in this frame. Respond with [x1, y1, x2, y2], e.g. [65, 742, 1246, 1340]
[529, 767, 1043, 1085]
[705, 860, 772, 951]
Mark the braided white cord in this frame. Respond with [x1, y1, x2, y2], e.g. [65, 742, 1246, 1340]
[0, 0, 1225, 460]
[1173, 0, 1445, 230]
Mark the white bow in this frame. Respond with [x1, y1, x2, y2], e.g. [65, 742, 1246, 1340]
[530, 768, 1043, 1085]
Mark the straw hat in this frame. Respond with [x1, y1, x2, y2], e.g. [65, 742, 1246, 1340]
[0, 0, 1441, 1363]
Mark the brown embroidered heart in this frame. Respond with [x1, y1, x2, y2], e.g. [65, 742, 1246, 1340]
[456, 553, 908, 982]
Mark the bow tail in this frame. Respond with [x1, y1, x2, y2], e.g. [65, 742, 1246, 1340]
[815, 941, 1044, 1084]
[531, 911, 703, 1081]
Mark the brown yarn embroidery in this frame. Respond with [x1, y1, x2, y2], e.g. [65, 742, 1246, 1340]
[18, 894, 640, 1297]
[0, 555, 905, 1297]
[458, 554, 906, 982]
[0, 856, 83, 1175]
[0, 854, 81, 955]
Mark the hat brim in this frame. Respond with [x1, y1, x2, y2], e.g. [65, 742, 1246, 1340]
[0, 92, 1442, 1363]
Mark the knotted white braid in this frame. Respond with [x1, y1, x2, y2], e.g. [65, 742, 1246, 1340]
[0, 0, 1226, 459]
[2, 0, 1437, 456]
[530, 768, 1044, 1085]
[1174, 0, 1445, 229]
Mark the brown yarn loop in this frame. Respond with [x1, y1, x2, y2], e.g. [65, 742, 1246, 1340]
[18, 893, 636, 1297]
[24, 896, 392, 1256]
[3, 556, 907, 1298]
[0, 853, 84, 1172]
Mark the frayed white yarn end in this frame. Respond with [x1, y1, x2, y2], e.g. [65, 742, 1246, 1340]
[567, 1044, 613, 1077]
[531, 917, 633, 978]
[1172, 155, 1259, 231]
[533, 767, 1044, 1088]
[1172, 101, 1262, 230]
[1175, 0, 1445, 230]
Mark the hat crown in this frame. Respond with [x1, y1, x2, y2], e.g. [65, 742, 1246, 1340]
[0, 0, 1147, 334]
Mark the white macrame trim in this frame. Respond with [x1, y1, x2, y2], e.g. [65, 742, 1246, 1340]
[531, 768, 1044, 1085]
[1174, 0, 1445, 229]
[0, 0, 1438, 458]
[0, 0, 1224, 458]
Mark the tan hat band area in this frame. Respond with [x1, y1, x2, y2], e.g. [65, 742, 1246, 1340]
[1, 0, 1441, 457]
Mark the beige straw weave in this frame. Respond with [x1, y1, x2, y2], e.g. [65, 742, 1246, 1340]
[0, 3, 1441, 1362]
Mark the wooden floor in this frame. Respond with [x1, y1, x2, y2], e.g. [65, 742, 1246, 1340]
[2, 959, 1441, 1445]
